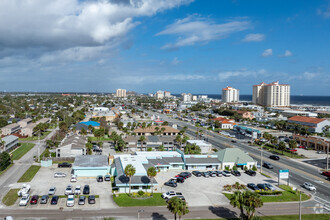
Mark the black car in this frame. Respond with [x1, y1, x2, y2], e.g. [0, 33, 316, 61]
[164, 180, 177, 187]
[88, 195, 96, 204]
[246, 170, 256, 176]
[247, 183, 259, 190]
[96, 175, 103, 182]
[231, 170, 241, 176]
[83, 185, 90, 195]
[263, 162, 273, 169]
[180, 172, 191, 177]
[177, 173, 189, 179]
[58, 162, 72, 168]
[269, 155, 280, 160]
[51, 196, 59, 205]
[175, 177, 185, 183]
[231, 140, 237, 143]
[104, 175, 111, 181]
[192, 171, 202, 177]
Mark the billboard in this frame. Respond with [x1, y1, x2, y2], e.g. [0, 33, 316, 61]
[279, 169, 289, 179]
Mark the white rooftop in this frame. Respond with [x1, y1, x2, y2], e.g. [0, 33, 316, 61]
[135, 151, 182, 159]
[115, 154, 148, 176]
[187, 140, 211, 146]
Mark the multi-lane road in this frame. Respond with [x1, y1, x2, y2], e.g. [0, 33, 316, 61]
[146, 110, 330, 212]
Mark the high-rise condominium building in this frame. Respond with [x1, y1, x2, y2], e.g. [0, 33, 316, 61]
[252, 81, 290, 107]
[222, 86, 239, 103]
[181, 93, 192, 102]
[155, 90, 164, 99]
[164, 91, 171, 97]
[116, 89, 126, 97]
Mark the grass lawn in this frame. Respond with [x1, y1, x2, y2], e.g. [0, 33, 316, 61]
[223, 185, 310, 203]
[11, 143, 35, 160]
[0, 163, 13, 176]
[187, 214, 330, 220]
[263, 145, 305, 159]
[19, 131, 51, 141]
[2, 189, 19, 206]
[17, 165, 41, 183]
[113, 193, 167, 207]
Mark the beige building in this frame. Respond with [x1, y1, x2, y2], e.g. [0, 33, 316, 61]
[253, 81, 290, 107]
[1, 123, 21, 136]
[18, 118, 32, 128]
[222, 86, 239, 103]
[21, 123, 36, 137]
[116, 89, 126, 97]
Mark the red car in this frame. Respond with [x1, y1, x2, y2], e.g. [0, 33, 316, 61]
[30, 195, 39, 204]
[322, 171, 330, 177]
[289, 149, 297, 152]
[298, 145, 304, 149]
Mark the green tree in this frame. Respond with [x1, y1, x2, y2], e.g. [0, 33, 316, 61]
[86, 143, 93, 155]
[0, 152, 11, 171]
[167, 197, 189, 220]
[139, 135, 146, 150]
[124, 164, 136, 196]
[184, 143, 201, 154]
[81, 128, 87, 136]
[147, 166, 157, 195]
[175, 135, 182, 150]
[158, 145, 165, 151]
[278, 141, 286, 154]
[162, 121, 169, 126]
[242, 191, 263, 219]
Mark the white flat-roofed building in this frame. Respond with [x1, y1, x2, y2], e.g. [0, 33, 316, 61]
[116, 154, 148, 176]
[116, 89, 127, 97]
[222, 86, 239, 103]
[186, 140, 212, 154]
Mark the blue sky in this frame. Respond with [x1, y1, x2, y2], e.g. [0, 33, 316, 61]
[0, 0, 329, 95]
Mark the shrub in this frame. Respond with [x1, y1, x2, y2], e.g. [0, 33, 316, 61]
[147, 147, 152, 151]
[225, 166, 230, 171]
[232, 165, 237, 171]
[258, 191, 282, 195]
[137, 190, 144, 196]
[244, 166, 248, 171]
[252, 165, 257, 171]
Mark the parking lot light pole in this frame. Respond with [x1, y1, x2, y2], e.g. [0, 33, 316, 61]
[260, 145, 263, 174]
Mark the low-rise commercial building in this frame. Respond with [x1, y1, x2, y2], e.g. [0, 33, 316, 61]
[212, 117, 236, 129]
[124, 135, 176, 151]
[293, 134, 329, 152]
[288, 116, 330, 133]
[214, 148, 257, 170]
[186, 140, 212, 154]
[73, 155, 110, 177]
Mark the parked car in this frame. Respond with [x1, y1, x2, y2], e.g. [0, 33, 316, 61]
[192, 171, 202, 177]
[231, 170, 241, 176]
[58, 162, 72, 168]
[19, 194, 30, 206]
[208, 171, 217, 177]
[215, 171, 222, 177]
[96, 175, 103, 182]
[162, 191, 175, 199]
[222, 170, 232, 177]
[65, 185, 73, 195]
[304, 182, 316, 191]
[40, 195, 49, 204]
[67, 194, 75, 207]
[78, 196, 86, 205]
[174, 177, 185, 183]
[231, 140, 237, 143]
[180, 172, 191, 177]
[269, 155, 280, 160]
[104, 175, 111, 181]
[74, 186, 81, 195]
[289, 149, 297, 152]
[322, 171, 330, 177]
[317, 151, 325, 154]
[257, 184, 268, 190]
[88, 195, 96, 204]
[202, 172, 210, 178]
[48, 186, 56, 195]
[265, 183, 276, 191]
[83, 185, 90, 195]
[263, 162, 273, 169]
[30, 195, 39, 205]
[246, 170, 256, 176]
[164, 180, 177, 187]
[247, 183, 259, 190]
[51, 196, 59, 205]
[70, 175, 77, 182]
[17, 184, 31, 197]
[54, 172, 67, 178]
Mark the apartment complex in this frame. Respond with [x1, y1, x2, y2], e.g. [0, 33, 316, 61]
[181, 93, 192, 102]
[252, 81, 290, 107]
[222, 86, 239, 103]
[155, 90, 164, 99]
[116, 89, 126, 97]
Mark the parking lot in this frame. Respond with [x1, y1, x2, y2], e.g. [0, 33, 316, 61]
[12, 164, 116, 209]
[154, 169, 280, 207]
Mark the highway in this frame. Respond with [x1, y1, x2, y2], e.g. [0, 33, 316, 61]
[146, 110, 330, 212]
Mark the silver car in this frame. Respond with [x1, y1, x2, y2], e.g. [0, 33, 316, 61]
[48, 187, 56, 195]
[54, 172, 66, 178]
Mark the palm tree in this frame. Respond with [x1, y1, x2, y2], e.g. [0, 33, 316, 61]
[175, 135, 182, 150]
[160, 127, 166, 135]
[124, 164, 136, 196]
[243, 191, 263, 219]
[139, 135, 146, 151]
[167, 197, 189, 220]
[229, 191, 245, 218]
[155, 127, 160, 135]
[147, 167, 157, 195]
[278, 141, 286, 154]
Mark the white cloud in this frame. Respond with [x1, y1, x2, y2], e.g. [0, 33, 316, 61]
[242, 33, 265, 42]
[171, 57, 180, 65]
[0, 0, 193, 59]
[262, 49, 273, 57]
[279, 50, 293, 57]
[218, 69, 266, 82]
[156, 15, 251, 49]
[118, 73, 206, 84]
[302, 72, 318, 80]
[317, 4, 330, 18]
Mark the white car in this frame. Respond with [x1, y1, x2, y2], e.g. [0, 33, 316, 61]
[48, 186, 56, 195]
[71, 175, 77, 182]
[222, 171, 232, 177]
[65, 185, 73, 195]
[19, 194, 30, 206]
[66, 194, 75, 207]
[54, 172, 66, 178]
[162, 191, 175, 199]
[18, 184, 31, 197]
[74, 185, 81, 195]
[304, 182, 316, 191]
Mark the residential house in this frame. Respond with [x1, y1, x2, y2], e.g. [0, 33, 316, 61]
[56, 135, 87, 158]
[212, 117, 236, 129]
[18, 118, 32, 128]
[1, 123, 21, 136]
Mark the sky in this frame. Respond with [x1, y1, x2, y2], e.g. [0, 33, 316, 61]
[0, 0, 329, 95]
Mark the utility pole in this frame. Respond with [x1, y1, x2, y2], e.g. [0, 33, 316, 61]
[37, 133, 40, 162]
[327, 143, 329, 171]
[299, 191, 302, 220]
[260, 145, 263, 174]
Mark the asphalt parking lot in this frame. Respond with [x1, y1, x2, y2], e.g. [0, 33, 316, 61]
[303, 158, 330, 169]
[154, 169, 279, 207]
[12, 164, 117, 209]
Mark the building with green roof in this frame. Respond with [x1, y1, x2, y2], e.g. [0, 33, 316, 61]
[214, 148, 257, 170]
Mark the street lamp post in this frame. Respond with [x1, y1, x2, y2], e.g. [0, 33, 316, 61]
[299, 190, 302, 220]
[327, 143, 329, 171]
[260, 145, 263, 174]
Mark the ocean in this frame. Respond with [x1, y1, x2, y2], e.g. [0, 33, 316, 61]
[174, 94, 330, 106]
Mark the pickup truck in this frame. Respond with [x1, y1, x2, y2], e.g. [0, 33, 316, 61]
[18, 184, 31, 197]
[162, 191, 183, 200]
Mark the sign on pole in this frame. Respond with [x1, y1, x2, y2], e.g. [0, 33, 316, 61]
[279, 169, 289, 179]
